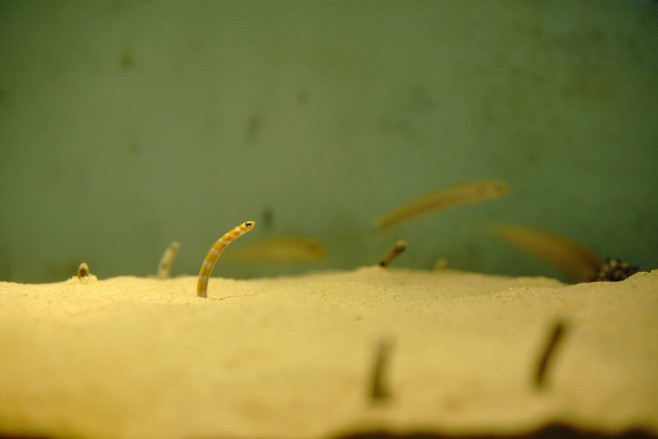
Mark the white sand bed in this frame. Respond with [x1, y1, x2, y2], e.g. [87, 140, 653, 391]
[0, 267, 656, 439]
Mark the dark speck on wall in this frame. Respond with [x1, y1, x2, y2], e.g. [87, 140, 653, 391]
[297, 89, 309, 106]
[525, 148, 543, 168]
[0, 246, 11, 281]
[379, 84, 437, 139]
[188, 38, 204, 55]
[261, 207, 274, 230]
[408, 85, 436, 113]
[119, 48, 136, 70]
[127, 141, 140, 155]
[245, 115, 262, 145]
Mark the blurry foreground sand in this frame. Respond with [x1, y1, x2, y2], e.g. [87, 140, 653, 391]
[0, 267, 657, 439]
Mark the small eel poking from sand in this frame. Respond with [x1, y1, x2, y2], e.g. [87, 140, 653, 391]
[378, 240, 408, 267]
[157, 241, 180, 279]
[376, 179, 510, 231]
[197, 221, 256, 298]
[77, 263, 91, 279]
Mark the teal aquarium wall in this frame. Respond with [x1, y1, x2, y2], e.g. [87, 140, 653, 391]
[1, 1, 657, 283]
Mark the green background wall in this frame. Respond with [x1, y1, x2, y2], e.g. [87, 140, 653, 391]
[1, 1, 657, 283]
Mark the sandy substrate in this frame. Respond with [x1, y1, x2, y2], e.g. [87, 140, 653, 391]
[0, 267, 656, 439]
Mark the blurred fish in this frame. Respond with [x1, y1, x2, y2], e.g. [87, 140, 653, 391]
[489, 223, 602, 282]
[376, 179, 510, 231]
[225, 236, 326, 264]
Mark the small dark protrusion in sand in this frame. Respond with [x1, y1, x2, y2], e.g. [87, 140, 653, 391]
[77, 262, 91, 279]
[369, 337, 394, 404]
[379, 240, 407, 268]
[590, 258, 640, 282]
[535, 319, 569, 390]
[434, 258, 449, 270]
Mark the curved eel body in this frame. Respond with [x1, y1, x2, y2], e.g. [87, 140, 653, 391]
[197, 221, 256, 298]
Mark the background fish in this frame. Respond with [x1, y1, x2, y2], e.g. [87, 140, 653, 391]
[224, 236, 326, 264]
[376, 180, 510, 231]
[489, 223, 602, 282]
